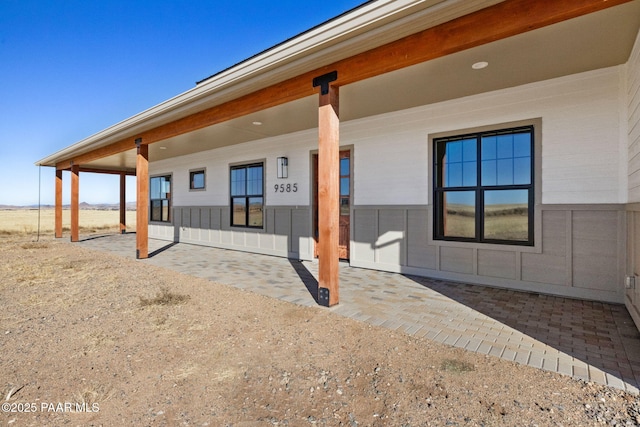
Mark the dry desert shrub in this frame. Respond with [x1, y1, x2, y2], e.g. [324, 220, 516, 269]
[139, 287, 190, 307]
[20, 242, 50, 250]
[73, 384, 115, 407]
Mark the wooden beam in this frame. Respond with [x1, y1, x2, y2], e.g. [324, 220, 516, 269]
[317, 81, 340, 307]
[136, 140, 149, 259]
[79, 167, 135, 176]
[56, 165, 135, 175]
[55, 169, 63, 238]
[56, 139, 135, 170]
[120, 173, 127, 234]
[53, 0, 631, 168]
[70, 164, 79, 242]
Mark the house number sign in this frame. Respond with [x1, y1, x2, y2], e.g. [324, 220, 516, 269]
[274, 183, 298, 193]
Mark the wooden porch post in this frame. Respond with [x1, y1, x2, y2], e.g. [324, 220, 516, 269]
[55, 169, 63, 238]
[119, 172, 127, 234]
[314, 71, 340, 306]
[136, 139, 149, 259]
[70, 164, 79, 242]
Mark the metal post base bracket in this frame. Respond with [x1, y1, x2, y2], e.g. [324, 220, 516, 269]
[318, 287, 330, 307]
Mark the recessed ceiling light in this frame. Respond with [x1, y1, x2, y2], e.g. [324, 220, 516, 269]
[472, 61, 489, 70]
[252, 121, 263, 126]
[159, 146, 167, 150]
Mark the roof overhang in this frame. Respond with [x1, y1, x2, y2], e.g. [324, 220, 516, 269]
[36, 0, 640, 172]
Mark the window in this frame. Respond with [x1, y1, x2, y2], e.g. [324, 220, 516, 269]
[230, 163, 264, 228]
[340, 152, 350, 216]
[190, 169, 205, 190]
[433, 126, 534, 245]
[150, 175, 171, 222]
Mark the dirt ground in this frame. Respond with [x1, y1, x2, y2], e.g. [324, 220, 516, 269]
[1, 235, 639, 426]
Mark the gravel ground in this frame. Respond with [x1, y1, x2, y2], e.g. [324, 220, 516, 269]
[1, 235, 639, 426]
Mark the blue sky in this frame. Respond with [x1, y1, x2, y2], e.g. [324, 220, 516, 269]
[0, 0, 365, 206]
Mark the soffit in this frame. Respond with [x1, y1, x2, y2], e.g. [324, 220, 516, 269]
[82, 0, 640, 171]
[342, 0, 640, 119]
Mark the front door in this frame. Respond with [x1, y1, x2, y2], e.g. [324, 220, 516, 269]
[313, 150, 351, 260]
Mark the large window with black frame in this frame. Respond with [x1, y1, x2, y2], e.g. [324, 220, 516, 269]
[150, 175, 171, 222]
[433, 126, 534, 245]
[230, 163, 264, 228]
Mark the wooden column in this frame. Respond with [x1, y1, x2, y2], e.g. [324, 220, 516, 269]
[70, 164, 79, 242]
[55, 169, 63, 238]
[315, 72, 340, 306]
[136, 139, 149, 259]
[119, 173, 127, 234]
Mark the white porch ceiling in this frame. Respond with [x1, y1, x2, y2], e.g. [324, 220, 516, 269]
[84, 0, 640, 172]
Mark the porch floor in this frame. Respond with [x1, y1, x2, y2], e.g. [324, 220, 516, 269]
[77, 233, 640, 394]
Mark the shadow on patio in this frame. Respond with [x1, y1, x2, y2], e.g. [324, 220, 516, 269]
[406, 275, 640, 393]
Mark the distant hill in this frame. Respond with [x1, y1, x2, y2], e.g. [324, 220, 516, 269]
[0, 202, 136, 211]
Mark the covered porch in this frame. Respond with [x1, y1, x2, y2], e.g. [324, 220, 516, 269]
[38, 0, 640, 309]
[77, 233, 640, 394]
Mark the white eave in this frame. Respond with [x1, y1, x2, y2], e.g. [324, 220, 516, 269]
[36, 0, 504, 167]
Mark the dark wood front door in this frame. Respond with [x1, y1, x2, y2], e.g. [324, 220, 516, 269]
[313, 150, 351, 260]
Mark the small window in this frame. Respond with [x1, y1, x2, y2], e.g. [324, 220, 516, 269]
[150, 175, 171, 222]
[433, 126, 534, 245]
[230, 163, 264, 228]
[190, 169, 205, 190]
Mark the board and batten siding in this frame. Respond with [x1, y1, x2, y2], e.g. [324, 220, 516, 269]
[149, 65, 627, 303]
[351, 205, 625, 303]
[626, 28, 640, 329]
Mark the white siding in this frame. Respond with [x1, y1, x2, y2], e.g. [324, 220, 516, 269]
[150, 130, 318, 207]
[626, 29, 640, 331]
[347, 126, 430, 206]
[629, 29, 640, 202]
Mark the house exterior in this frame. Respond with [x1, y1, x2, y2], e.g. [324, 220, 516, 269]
[37, 0, 640, 329]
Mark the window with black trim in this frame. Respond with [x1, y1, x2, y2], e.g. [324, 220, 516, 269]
[190, 169, 205, 190]
[150, 175, 171, 222]
[230, 163, 263, 228]
[433, 126, 534, 245]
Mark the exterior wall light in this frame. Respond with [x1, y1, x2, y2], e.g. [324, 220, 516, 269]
[277, 157, 288, 179]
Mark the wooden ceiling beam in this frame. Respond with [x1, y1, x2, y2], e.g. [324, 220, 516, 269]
[57, 139, 134, 170]
[79, 167, 136, 176]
